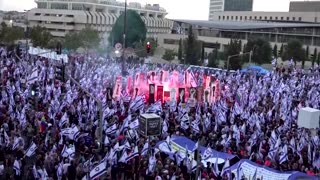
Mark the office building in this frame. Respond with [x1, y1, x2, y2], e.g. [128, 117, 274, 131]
[209, 0, 253, 20]
[157, 19, 320, 58]
[290, 1, 320, 12]
[27, 0, 173, 38]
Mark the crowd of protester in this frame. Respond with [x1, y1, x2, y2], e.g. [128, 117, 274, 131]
[0, 46, 320, 180]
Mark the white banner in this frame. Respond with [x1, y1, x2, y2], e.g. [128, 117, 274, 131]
[28, 47, 68, 63]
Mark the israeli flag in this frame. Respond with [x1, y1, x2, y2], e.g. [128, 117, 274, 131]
[25, 142, 37, 157]
[13, 159, 21, 176]
[84, 161, 107, 180]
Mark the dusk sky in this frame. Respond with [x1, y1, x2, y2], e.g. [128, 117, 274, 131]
[0, 0, 306, 20]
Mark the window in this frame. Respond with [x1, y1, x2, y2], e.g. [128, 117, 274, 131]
[231, 16, 233, 20]
[249, 16, 252, 20]
[254, 16, 257, 20]
[275, 17, 278, 20]
[245, 16, 247, 20]
[227, 16, 229, 20]
[299, 17, 302, 21]
[287, 17, 289, 20]
[149, 14, 154, 17]
[66, 15, 74, 18]
[240, 16, 242, 20]
[281, 17, 284, 20]
[259, 16, 262, 20]
[270, 16, 272, 20]
[223, 16, 225, 20]
[235, 16, 238, 20]
[35, 13, 41, 16]
[219, 16, 221, 20]
[265, 16, 267, 20]
[292, 17, 295, 21]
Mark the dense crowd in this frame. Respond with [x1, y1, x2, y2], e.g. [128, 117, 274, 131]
[0, 46, 320, 180]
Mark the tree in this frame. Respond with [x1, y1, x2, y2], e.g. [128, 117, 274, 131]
[312, 48, 317, 67]
[78, 27, 100, 50]
[207, 49, 219, 68]
[0, 26, 24, 45]
[64, 32, 82, 51]
[318, 52, 320, 65]
[224, 39, 242, 70]
[279, 44, 284, 57]
[178, 38, 183, 60]
[29, 25, 52, 48]
[134, 38, 157, 57]
[201, 42, 205, 64]
[244, 38, 272, 65]
[273, 44, 278, 57]
[305, 46, 310, 61]
[184, 25, 201, 65]
[63, 27, 99, 51]
[162, 49, 176, 61]
[109, 10, 147, 48]
[282, 39, 305, 64]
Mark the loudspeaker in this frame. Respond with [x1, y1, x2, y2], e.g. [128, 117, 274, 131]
[149, 84, 155, 104]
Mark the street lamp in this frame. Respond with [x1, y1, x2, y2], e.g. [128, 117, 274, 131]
[121, 0, 128, 76]
[24, 9, 30, 56]
[227, 51, 253, 70]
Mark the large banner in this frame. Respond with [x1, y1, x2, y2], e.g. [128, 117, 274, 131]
[178, 88, 185, 104]
[113, 76, 122, 100]
[149, 84, 155, 104]
[157, 86, 164, 103]
[28, 46, 68, 63]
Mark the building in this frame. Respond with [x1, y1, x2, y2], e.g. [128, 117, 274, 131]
[209, 0, 253, 20]
[157, 19, 320, 56]
[290, 1, 320, 12]
[209, 11, 320, 23]
[27, 0, 173, 38]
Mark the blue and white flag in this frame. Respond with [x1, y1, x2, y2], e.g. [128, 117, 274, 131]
[25, 142, 37, 157]
[126, 146, 139, 162]
[13, 159, 21, 176]
[86, 161, 107, 180]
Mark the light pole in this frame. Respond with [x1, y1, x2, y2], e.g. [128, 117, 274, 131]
[121, 0, 127, 76]
[24, 10, 30, 57]
[227, 51, 252, 70]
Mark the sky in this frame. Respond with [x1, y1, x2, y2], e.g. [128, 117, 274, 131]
[0, 0, 305, 20]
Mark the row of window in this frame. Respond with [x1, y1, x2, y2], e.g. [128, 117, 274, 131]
[218, 15, 303, 22]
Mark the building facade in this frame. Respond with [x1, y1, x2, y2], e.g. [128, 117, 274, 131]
[290, 1, 320, 12]
[27, 0, 173, 38]
[158, 19, 320, 57]
[209, 11, 320, 23]
[209, 0, 253, 20]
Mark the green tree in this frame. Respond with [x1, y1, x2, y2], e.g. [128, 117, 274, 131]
[273, 44, 278, 57]
[78, 27, 100, 50]
[305, 46, 310, 61]
[282, 39, 305, 65]
[109, 10, 147, 48]
[178, 38, 183, 61]
[184, 25, 201, 65]
[224, 39, 242, 70]
[207, 49, 219, 68]
[29, 25, 52, 48]
[64, 32, 82, 51]
[0, 25, 24, 45]
[244, 38, 272, 65]
[134, 38, 157, 57]
[201, 42, 205, 64]
[312, 48, 317, 67]
[279, 44, 284, 57]
[162, 49, 176, 61]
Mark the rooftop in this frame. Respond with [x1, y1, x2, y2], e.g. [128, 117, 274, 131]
[173, 19, 320, 30]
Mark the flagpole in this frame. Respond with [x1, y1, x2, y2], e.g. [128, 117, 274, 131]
[195, 138, 200, 180]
